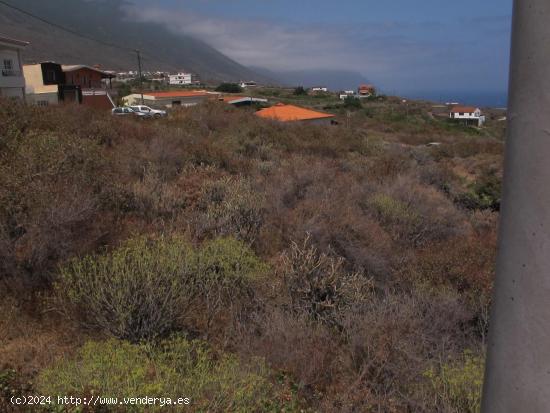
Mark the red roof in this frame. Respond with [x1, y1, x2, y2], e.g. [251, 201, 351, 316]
[146, 91, 211, 98]
[255, 103, 335, 122]
[451, 106, 478, 113]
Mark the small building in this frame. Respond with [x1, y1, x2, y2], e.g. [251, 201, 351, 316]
[169, 72, 193, 85]
[255, 103, 336, 125]
[311, 86, 328, 93]
[449, 106, 486, 127]
[62, 64, 115, 109]
[122, 90, 216, 108]
[62, 65, 114, 89]
[358, 84, 376, 96]
[239, 80, 257, 88]
[0, 34, 29, 99]
[339, 90, 357, 100]
[219, 95, 268, 107]
[23, 62, 75, 105]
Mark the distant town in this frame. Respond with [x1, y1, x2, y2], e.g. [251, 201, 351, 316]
[1, 33, 489, 127]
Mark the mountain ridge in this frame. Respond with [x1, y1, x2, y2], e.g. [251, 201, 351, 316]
[0, 0, 273, 83]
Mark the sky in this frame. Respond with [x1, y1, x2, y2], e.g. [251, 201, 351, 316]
[129, 0, 513, 105]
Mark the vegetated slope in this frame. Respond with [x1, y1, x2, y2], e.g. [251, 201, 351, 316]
[0, 96, 504, 412]
[0, 0, 272, 82]
[251, 66, 371, 91]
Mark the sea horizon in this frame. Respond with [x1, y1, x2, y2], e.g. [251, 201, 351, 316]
[400, 90, 508, 109]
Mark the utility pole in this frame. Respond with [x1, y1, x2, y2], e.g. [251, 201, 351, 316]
[481, 1, 550, 412]
[135, 49, 144, 105]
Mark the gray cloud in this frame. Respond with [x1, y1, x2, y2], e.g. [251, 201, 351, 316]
[125, 5, 511, 93]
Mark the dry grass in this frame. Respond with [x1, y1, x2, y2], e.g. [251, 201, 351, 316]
[0, 97, 504, 412]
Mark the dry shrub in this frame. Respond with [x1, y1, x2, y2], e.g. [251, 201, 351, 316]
[410, 234, 496, 297]
[0, 293, 85, 383]
[193, 175, 265, 244]
[0, 129, 115, 285]
[238, 308, 338, 391]
[367, 176, 468, 246]
[259, 157, 394, 276]
[331, 288, 476, 412]
[366, 145, 413, 182]
[278, 234, 373, 323]
[131, 166, 187, 220]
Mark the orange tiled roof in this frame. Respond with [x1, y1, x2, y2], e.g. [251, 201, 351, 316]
[146, 91, 210, 98]
[451, 106, 478, 113]
[255, 103, 335, 122]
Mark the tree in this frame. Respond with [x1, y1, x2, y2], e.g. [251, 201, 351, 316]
[215, 83, 243, 93]
[294, 86, 308, 96]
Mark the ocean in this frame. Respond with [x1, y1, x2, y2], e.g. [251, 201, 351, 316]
[401, 91, 508, 109]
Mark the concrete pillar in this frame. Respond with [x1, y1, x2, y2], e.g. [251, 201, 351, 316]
[481, 1, 550, 412]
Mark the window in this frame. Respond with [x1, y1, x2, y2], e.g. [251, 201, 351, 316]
[114, 108, 123, 113]
[37, 100, 49, 107]
[3, 59, 13, 70]
[45, 70, 56, 82]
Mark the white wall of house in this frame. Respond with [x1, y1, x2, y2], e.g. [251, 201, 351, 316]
[450, 108, 485, 126]
[451, 109, 482, 119]
[169, 73, 192, 85]
[239, 81, 257, 88]
[0, 38, 26, 99]
[122, 93, 209, 108]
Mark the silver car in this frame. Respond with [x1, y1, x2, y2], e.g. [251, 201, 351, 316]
[130, 105, 167, 118]
[111, 107, 148, 118]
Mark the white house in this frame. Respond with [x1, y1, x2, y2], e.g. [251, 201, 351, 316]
[339, 90, 356, 100]
[0, 34, 29, 99]
[122, 90, 218, 108]
[169, 72, 193, 85]
[450, 106, 486, 127]
[311, 86, 328, 92]
[239, 80, 257, 88]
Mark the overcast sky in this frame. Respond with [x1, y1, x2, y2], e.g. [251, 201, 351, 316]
[129, 0, 513, 98]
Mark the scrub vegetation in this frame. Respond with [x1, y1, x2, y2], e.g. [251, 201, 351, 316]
[0, 95, 504, 412]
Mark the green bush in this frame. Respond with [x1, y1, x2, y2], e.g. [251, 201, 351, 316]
[293, 86, 308, 96]
[191, 237, 268, 330]
[37, 337, 300, 412]
[343, 96, 362, 109]
[56, 236, 194, 341]
[370, 193, 420, 231]
[215, 83, 243, 93]
[423, 350, 484, 413]
[56, 236, 267, 340]
[456, 172, 501, 211]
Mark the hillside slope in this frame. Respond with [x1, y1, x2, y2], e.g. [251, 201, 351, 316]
[0, 0, 272, 83]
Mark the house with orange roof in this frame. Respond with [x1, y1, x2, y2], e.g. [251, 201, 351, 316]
[122, 90, 219, 108]
[255, 103, 336, 125]
[358, 84, 376, 96]
[449, 105, 486, 127]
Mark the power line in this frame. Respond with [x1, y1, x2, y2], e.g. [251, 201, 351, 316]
[0, 0, 135, 53]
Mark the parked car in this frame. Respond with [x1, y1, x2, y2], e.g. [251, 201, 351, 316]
[130, 105, 167, 118]
[111, 107, 148, 118]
